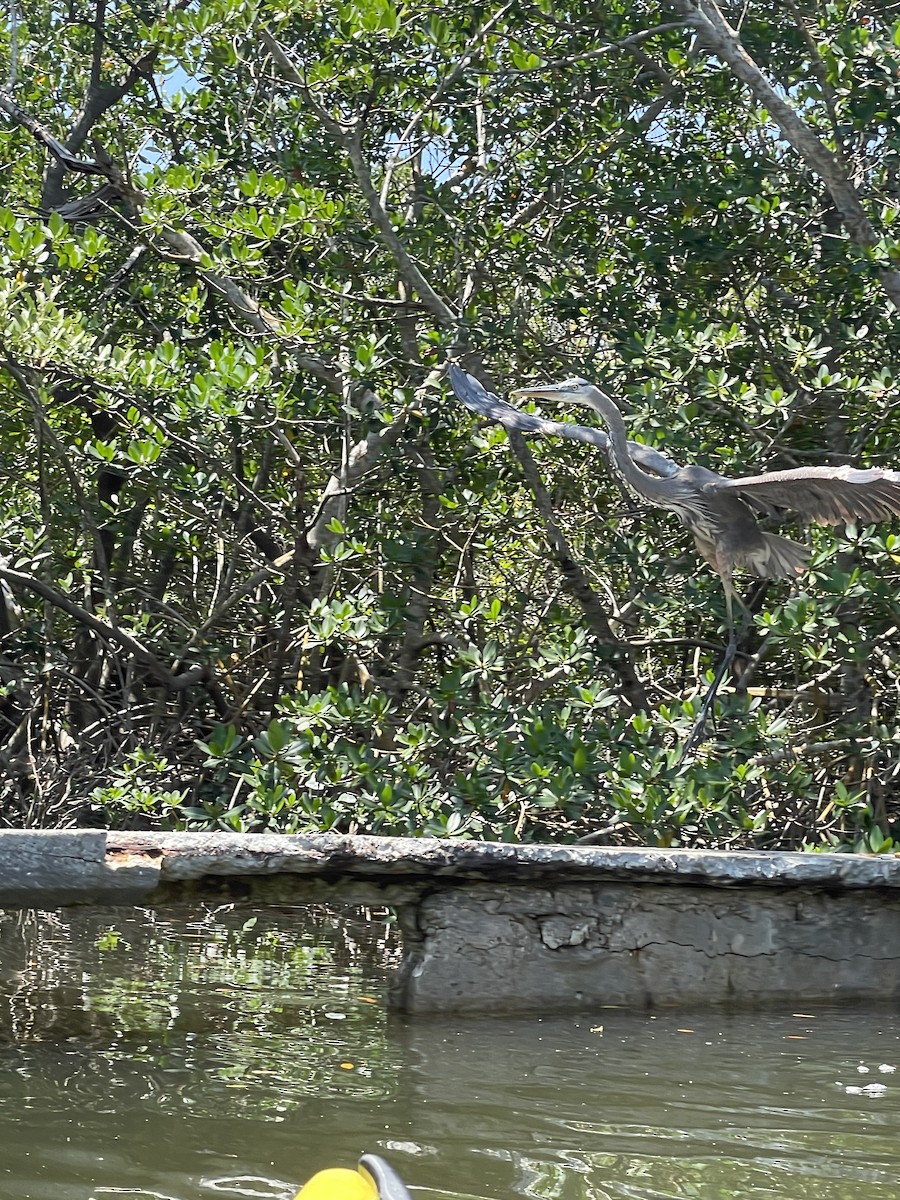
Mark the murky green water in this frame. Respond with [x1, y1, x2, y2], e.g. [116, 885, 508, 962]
[0, 905, 898, 1200]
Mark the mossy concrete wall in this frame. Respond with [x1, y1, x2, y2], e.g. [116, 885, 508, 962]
[1, 830, 898, 1013]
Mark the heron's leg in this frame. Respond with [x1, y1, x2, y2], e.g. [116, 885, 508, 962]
[679, 571, 739, 763]
[723, 573, 757, 645]
[724, 579, 736, 650]
[678, 638, 737, 763]
[729, 591, 756, 642]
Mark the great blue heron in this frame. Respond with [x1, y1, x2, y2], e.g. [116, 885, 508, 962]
[448, 365, 900, 644]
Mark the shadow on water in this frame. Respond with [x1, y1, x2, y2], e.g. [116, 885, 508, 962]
[0, 905, 898, 1200]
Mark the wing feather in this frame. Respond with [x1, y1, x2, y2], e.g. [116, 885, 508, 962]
[713, 465, 900, 525]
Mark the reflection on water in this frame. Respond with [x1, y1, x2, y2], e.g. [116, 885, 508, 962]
[0, 905, 898, 1200]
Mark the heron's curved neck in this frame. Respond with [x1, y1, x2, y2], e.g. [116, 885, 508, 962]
[583, 387, 674, 504]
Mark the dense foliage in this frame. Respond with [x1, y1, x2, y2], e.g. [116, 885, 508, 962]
[0, 0, 899, 848]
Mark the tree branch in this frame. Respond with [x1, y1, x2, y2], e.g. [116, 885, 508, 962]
[672, 0, 900, 307]
[0, 565, 206, 690]
[506, 428, 647, 709]
[305, 408, 415, 555]
[453, 363, 649, 710]
[0, 88, 109, 177]
[513, 20, 690, 72]
[261, 28, 460, 329]
[377, 0, 517, 205]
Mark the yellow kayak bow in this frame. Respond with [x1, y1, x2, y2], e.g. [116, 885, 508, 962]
[295, 1154, 413, 1200]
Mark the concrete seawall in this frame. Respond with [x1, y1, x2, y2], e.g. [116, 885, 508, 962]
[1, 830, 898, 1012]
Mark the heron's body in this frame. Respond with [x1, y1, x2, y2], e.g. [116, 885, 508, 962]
[498, 373, 900, 633]
[448, 365, 900, 753]
[630, 461, 811, 592]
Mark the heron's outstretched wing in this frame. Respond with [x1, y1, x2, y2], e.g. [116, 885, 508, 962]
[449, 364, 611, 447]
[447, 365, 679, 479]
[713, 465, 900, 525]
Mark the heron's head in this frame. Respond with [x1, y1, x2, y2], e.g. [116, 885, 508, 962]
[510, 378, 596, 406]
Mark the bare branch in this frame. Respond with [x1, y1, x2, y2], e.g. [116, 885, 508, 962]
[781, 0, 843, 151]
[506, 426, 648, 709]
[0, 88, 109, 177]
[304, 406, 417, 555]
[40, 0, 180, 212]
[90, 0, 107, 90]
[512, 20, 690, 72]
[342, 135, 460, 326]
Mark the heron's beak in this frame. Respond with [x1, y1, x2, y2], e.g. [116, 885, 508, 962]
[294, 1157, 412, 1200]
[511, 381, 580, 404]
